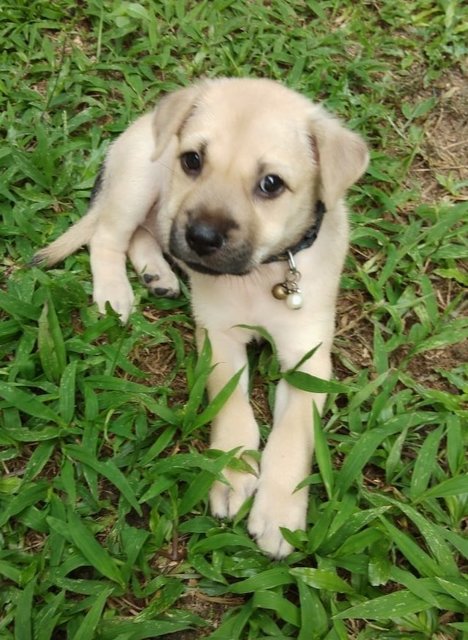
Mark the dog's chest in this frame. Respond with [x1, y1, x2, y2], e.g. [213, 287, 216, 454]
[189, 264, 316, 338]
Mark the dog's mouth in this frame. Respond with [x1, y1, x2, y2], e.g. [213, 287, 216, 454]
[181, 260, 251, 276]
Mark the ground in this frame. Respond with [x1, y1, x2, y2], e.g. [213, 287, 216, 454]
[0, 1, 467, 639]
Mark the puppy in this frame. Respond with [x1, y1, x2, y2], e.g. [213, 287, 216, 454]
[35, 78, 368, 557]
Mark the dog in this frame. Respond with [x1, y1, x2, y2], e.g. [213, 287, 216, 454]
[35, 78, 368, 557]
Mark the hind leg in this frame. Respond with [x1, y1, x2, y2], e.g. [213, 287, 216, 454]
[128, 226, 180, 298]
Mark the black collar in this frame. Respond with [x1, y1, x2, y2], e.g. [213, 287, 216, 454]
[262, 200, 326, 264]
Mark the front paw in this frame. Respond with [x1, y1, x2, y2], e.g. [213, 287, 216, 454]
[93, 278, 134, 321]
[210, 465, 258, 520]
[248, 482, 308, 558]
[141, 271, 180, 298]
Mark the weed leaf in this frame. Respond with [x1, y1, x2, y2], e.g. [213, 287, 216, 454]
[0, 382, 62, 425]
[335, 590, 430, 620]
[66, 509, 125, 586]
[72, 588, 113, 640]
[14, 576, 36, 640]
[313, 402, 334, 499]
[38, 298, 67, 383]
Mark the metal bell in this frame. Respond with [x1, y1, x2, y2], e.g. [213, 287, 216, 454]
[272, 283, 288, 300]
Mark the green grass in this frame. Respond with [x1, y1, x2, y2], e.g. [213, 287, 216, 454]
[1, 0, 467, 638]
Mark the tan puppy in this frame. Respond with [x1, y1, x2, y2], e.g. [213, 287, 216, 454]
[36, 78, 368, 557]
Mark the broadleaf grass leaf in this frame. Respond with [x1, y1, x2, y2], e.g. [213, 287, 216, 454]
[177, 470, 214, 516]
[191, 533, 257, 554]
[38, 298, 67, 383]
[283, 370, 349, 394]
[66, 509, 125, 586]
[190, 366, 245, 432]
[98, 619, 195, 640]
[291, 568, 353, 594]
[335, 590, 431, 620]
[0, 382, 62, 425]
[59, 360, 77, 423]
[313, 402, 334, 499]
[35, 591, 66, 640]
[252, 590, 300, 626]
[409, 425, 444, 499]
[418, 476, 468, 501]
[72, 588, 113, 640]
[379, 517, 440, 577]
[22, 441, 55, 483]
[335, 424, 403, 498]
[297, 580, 328, 639]
[348, 370, 390, 410]
[14, 576, 36, 640]
[396, 501, 459, 576]
[0, 482, 48, 528]
[64, 445, 142, 515]
[0, 290, 39, 321]
[436, 578, 468, 607]
[229, 567, 293, 593]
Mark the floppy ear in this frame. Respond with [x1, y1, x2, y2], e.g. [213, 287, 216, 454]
[151, 82, 208, 159]
[309, 107, 369, 209]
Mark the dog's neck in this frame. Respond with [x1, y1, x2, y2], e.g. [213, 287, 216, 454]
[262, 200, 326, 264]
[265, 200, 326, 310]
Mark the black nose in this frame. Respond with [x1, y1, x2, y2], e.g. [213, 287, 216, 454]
[186, 221, 225, 256]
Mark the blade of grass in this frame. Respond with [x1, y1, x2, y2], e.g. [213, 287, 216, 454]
[14, 576, 36, 640]
[22, 441, 55, 483]
[297, 580, 328, 639]
[64, 444, 142, 515]
[417, 475, 468, 501]
[313, 402, 334, 499]
[335, 423, 403, 498]
[379, 517, 441, 577]
[72, 588, 113, 640]
[35, 591, 66, 640]
[409, 425, 444, 499]
[335, 590, 431, 620]
[189, 366, 245, 432]
[0, 482, 48, 528]
[38, 298, 67, 383]
[252, 590, 300, 627]
[228, 567, 293, 593]
[65, 509, 125, 586]
[59, 360, 77, 423]
[283, 370, 350, 394]
[291, 568, 354, 594]
[0, 381, 62, 425]
[436, 578, 468, 607]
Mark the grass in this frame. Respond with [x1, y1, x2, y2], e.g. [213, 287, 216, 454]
[0, 0, 467, 638]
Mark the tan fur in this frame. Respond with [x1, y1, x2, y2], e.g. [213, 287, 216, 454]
[36, 78, 368, 557]
[33, 208, 99, 266]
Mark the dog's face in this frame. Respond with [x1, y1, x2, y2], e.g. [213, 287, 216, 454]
[152, 79, 368, 276]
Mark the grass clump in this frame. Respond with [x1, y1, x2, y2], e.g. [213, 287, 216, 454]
[1, 0, 467, 638]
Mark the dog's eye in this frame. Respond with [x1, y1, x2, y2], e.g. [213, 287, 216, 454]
[181, 151, 202, 175]
[257, 174, 285, 198]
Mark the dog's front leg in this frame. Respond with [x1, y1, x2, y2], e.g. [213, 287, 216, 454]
[89, 187, 159, 321]
[89, 219, 136, 321]
[127, 226, 180, 299]
[248, 339, 332, 558]
[198, 327, 260, 519]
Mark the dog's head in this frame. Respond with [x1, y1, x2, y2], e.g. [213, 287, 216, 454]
[152, 78, 368, 276]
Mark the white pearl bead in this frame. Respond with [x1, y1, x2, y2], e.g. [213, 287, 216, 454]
[286, 291, 303, 310]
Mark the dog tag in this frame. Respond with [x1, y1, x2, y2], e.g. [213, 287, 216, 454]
[271, 252, 303, 310]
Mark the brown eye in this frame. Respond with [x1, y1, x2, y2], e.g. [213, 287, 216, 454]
[257, 174, 285, 197]
[181, 151, 202, 175]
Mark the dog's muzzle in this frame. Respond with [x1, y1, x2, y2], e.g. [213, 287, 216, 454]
[169, 213, 254, 276]
[185, 219, 225, 256]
